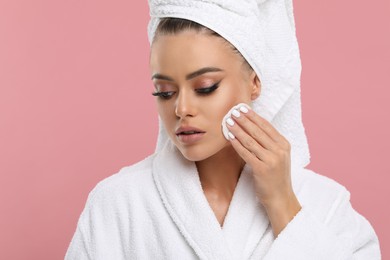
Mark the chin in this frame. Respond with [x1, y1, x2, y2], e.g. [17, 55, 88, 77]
[181, 152, 206, 162]
[174, 138, 231, 162]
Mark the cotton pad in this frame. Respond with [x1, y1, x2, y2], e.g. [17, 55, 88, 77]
[221, 103, 252, 140]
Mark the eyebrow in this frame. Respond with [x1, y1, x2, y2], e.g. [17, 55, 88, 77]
[151, 67, 224, 81]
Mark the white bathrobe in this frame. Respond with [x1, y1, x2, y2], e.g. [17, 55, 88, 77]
[65, 139, 381, 260]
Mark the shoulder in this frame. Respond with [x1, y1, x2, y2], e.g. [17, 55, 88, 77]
[295, 168, 351, 221]
[84, 153, 157, 209]
[298, 168, 349, 196]
[97, 153, 155, 190]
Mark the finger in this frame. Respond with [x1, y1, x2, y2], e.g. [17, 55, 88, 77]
[243, 108, 288, 145]
[229, 134, 267, 169]
[230, 109, 278, 151]
[226, 119, 271, 162]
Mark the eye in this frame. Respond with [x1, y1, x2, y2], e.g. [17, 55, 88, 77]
[151, 81, 221, 100]
[151, 91, 175, 100]
[196, 81, 220, 95]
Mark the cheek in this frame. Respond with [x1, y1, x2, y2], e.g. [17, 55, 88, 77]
[157, 103, 175, 131]
[206, 85, 243, 122]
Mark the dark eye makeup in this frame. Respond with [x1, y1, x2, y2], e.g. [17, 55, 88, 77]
[151, 81, 221, 100]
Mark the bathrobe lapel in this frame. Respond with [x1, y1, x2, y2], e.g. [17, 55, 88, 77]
[152, 140, 272, 260]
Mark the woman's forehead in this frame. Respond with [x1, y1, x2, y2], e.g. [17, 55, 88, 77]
[150, 31, 241, 71]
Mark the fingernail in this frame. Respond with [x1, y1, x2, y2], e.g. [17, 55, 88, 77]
[226, 117, 235, 126]
[239, 106, 249, 113]
[228, 131, 235, 139]
[231, 109, 240, 118]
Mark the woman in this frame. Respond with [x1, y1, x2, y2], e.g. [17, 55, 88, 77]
[65, 0, 381, 259]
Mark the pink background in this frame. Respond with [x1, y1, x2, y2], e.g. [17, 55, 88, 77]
[0, 0, 388, 259]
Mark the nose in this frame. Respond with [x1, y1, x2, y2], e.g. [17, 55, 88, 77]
[175, 89, 196, 119]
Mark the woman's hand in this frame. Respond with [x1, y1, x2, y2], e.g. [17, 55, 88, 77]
[226, 105, 301, 237]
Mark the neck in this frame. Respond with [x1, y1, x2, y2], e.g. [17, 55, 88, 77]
[195, 145, 246, 201]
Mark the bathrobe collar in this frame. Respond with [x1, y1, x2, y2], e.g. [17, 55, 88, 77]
[152, 139, 273, 259]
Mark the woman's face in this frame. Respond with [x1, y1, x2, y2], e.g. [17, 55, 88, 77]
[150, 30, 260, 161]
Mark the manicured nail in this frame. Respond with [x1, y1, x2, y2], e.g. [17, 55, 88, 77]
[239, 106, 249, 113]
[228, 131, 235, 139]
[226, 117, 235, 126]
[231, 109, 240, 118]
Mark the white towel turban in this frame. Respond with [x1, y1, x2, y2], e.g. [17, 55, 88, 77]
[147, 0, 311, 169]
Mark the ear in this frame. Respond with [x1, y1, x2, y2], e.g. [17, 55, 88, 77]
[249, 70, 261, 101]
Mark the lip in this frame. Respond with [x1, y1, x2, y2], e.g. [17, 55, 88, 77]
[175, 126, 206, 135]
[177, 132, 206, 144]
[175, 125, 206, 144]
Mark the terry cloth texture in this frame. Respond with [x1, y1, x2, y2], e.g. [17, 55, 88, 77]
[65, 140, 381, 259]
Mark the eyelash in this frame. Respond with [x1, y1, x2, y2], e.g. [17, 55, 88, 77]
[151, 82, 220, 100]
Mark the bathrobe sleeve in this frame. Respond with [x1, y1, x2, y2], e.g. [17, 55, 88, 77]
[64, 186, 98, 260]
[263, 188, 381, 260]
[65, 181, 126, 260]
